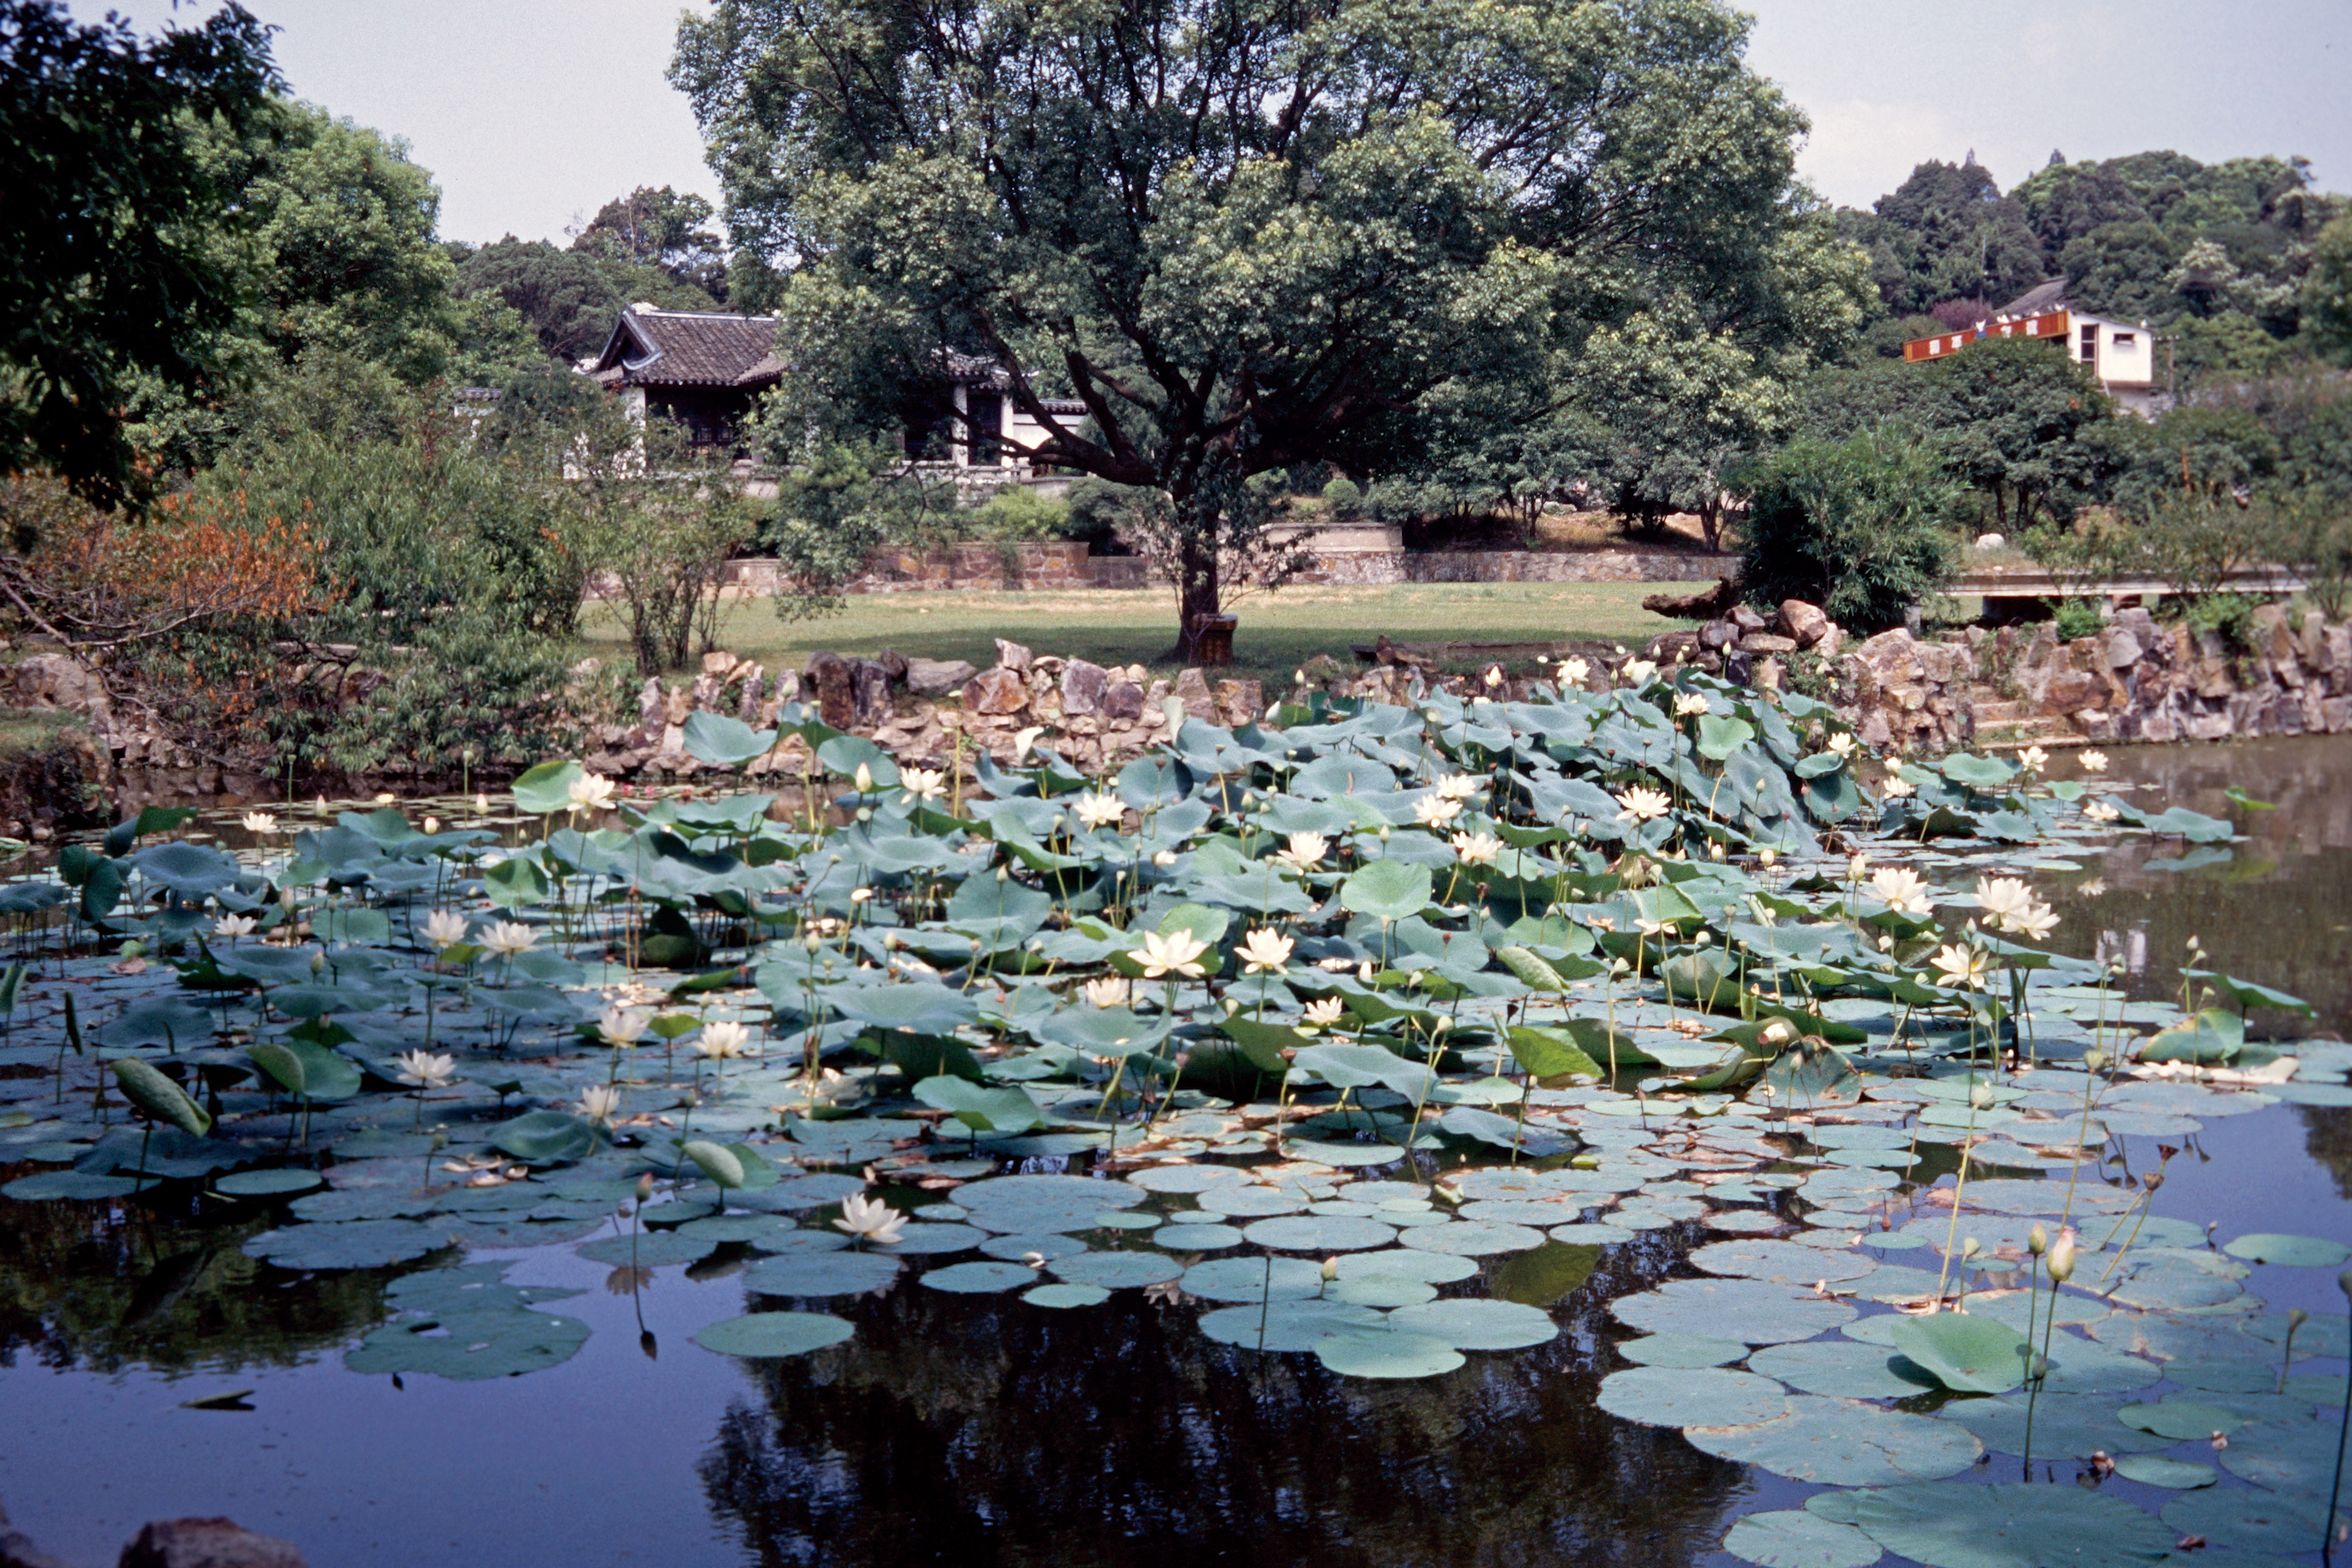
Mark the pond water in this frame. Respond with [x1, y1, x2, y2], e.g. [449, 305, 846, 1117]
[2, 720, 2348, 1568]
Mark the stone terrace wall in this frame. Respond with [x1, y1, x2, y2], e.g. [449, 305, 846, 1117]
[716, 545, 1734, 597]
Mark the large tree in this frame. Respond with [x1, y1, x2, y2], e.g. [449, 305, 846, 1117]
[0, 1, 279, 507]
[675, 0, 1824, 657]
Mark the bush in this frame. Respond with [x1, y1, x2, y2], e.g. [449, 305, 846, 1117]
[1320, 476, 1363, 518]
[1736, 430, 1958, 633]
[1063, 476, 1168, 550]
[2054, 597, 2105, 641]
[962, 485, 1072, 540]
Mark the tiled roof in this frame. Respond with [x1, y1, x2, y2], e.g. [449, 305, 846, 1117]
[1998, 279, 2070, 317]
[588, 306, 783, 389]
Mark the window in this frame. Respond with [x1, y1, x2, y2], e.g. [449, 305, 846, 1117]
[2113, 332, 2137, 348]
[2079, 324, 2098, 364]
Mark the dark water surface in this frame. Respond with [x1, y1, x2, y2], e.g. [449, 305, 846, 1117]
[3, 738, 2349, 1568]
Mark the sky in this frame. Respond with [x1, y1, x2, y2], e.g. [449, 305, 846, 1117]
[68, 0, 2352, 244]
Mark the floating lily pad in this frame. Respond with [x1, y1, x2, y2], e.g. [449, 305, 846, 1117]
[1125, 1164, 1250, 1193]
[691, 1312, 855, 1358]
[1884, 1314, 2033, 1393]
[1153, 1223, 1245, 1251]
[1197, 1299, 1387, 1351]
[345, 1306, 591, 1381]
[1612, 1278, 1855, 1344]
[4, 1171, 141, 1201]
[1314, 1330, 1462, 1379]
[1327, 1274, 1437, 1308]
[2159, 1488, 2333, 1555]
[244, 1219, 455, 1270]
[1284, 1138, 1422, 1167]
[743, 1250, 901, 1296]
[1331, 1249, 1477, 1285]
[1387, 1298, 1558, 1351]
[978, 1231, 1089, 1263]
[1547, 1222, 1635, 1246]
[2109, 1455, 2214, 1488]
[1692, 1240, 1877, 1283]
[2116, 1399, 2244, 1440]
[1197, 1185, 1309, 1218]
[1048, 1251, 1182, 1289]
[1596, 1366, 1789, 1428]
[678, 1214, 799, 1246]
[1240, 1215, 1398, 1252]
[577, 1231, 718, 1267]
[1704, 1209, 1789, 1234]
[1934, 1394, 2172, 1460]
[1179, 1256, 1326, 1302]
[920, 1260, 1039, 1294]
[1722, 1509, 1883, 1568]
[1400, 1221, 1544, 1256]
[879, 1223, 988, 1256]
[2221, 1232, 2352, 1268]
[1023, 1283, 1110, 1309]
[1745, 1340, 1932, 1399]
[1842, 1481, 2177, 1568]
[1688, 1396, 1982, 1485]
[1619, 1333, 1749, 1368]
[1095, 1210, 1163, 1231]
[212, 1168, 323, 1197]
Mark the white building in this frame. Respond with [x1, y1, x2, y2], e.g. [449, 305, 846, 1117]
[1903, 279, 2163, 415]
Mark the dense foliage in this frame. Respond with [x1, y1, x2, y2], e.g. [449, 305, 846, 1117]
[1737, 432, 1957, 632]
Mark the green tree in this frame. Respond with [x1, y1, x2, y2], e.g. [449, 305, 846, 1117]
[1843, 158, 2044, 316]
[1736, 430, 1957, 632]
[0, 1, 279, 506]
[2304, 214, 2352, 362]
[573, 186, 727, 299]
[677, 0, 1820, 658]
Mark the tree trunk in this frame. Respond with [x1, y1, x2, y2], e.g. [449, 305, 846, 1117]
[1174, 533, 1221, 664]
[1697, 499, 1722, 552]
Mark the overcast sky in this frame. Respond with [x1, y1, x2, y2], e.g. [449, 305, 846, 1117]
[70, 0, 2352, 245]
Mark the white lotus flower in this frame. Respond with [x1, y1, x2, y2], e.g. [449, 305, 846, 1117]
[1868, 866, 1930, 917]
[2007, 901, 2060, 941]
[567, 772, 616, 815]
[1880, 775, 1915, 799]
[695, 1020, 753, 1060]
[1301, 997, 1347, 1029]
[395, 1050, 456, 1089]
[2018, 745, 2049, 774]
[1073, 790, 1125, 830]
[1450, 831, 1501, 867]
[1930, 944, 1990, 989]
[1413, 794, 1465, 828]
[2083, 801, 2121, 824]
[1827, 732, 1857, 757]
[1847, 854, 1869, 882]
[1275, 831, 1328, 873]
[1633, 916, 1675, 939]
[241, 811, 279, 836]
[2079, 750, 2109, 773]
[1432, 772, 1480, 801]
[1083, 977, 1131, 1008]
[598, 1007, 646, 1049]
[478, 921, 540, 959]
[1619, 658, 1658, 684]
[1975, 876, 2038, 930]
[422, 815, 440, 835]
[1129, 929, 1210, 980]
[1614, 787, 1671, 824]
[577, 1083, 623, 1125]
[422, 910, 469, 950]
[1560, 658, 1589, 685]
[1152, 849, 1179, 867]
[834, 1191, 909, 1246]
[1235, 928, 1293, 976]
[1673, 692, 1712, 718]
[213, 913, 257, 940]
[899, 767, 946, 805]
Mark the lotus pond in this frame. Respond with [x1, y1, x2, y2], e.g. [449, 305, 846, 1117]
[3, 678, 2349, 1568]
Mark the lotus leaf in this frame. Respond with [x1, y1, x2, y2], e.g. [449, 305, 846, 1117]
[1596, 1366, 1789, 1428]
[1744, 1340, 1932, 1399]
[1721, 1510, 1883, 1568]
[346, 1307, 591, 1380]
[743, 1251, 901, 1296]
[1183, 1256, 1328, 1302]
[1198, 1299, 1387, 1351]
[1387, 1298, 1557, 1351]
[2158, 1489, 2333, 1556]
[1841, 1481, 2176, 1568]
[1883, 1314, 2034, 1393]
[488, 1109, 599, 1165]
[1241, 1215, 1398, 1252]
[1687, 1395, 1982, 1485]
[212, 1168, 322, 1197]
[1048, 1251, 1182, 1289]
[1314, 1330, 1463, 1380]
[1125, 1164, 1251, 1194]
[576, 1231, 719, 1267]
[111, 1057, 211, 1136]
[2109, 1455, 2214, 1489]
[3, 1170, 142, 1200]
[1331, 1249, 1478, 1285]
[1400, 1221, 1543, 1256]
[2222, 1231, 2351, 1267]
[244, 1218, 455, 1270]
[1338, 860, 1430, 922]
[1612, 1278, 1855, 1344]
[1619, 1333, 1749, 1368]
[920, 1260, 1038, 1294]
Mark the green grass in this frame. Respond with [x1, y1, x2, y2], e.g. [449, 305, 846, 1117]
[579, 580, 1699, 689]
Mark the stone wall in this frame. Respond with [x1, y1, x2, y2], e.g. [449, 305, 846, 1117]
[715, 545, 1734, 597]
[1833, 603, 2352, 753]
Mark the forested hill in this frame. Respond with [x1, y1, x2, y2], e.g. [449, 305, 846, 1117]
[1837, 151, 2344, 378]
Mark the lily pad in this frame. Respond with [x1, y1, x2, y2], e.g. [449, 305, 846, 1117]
[1933, 1394, 2173, 1460]
[1618, 1333, 1749, 1368]
[1612, 1277, 1855, 1344]
[2108, 1455, 2214, 1488]
[1687, 1396, 1982, 1485]
[1240, 1215, 1398, 1252]
[1179, 1256, 1326, 1302]
[1047, 1251, 1182, 1289]
[1722, 1510, 1883, 1568]
[212, 1168, 324, 1197]
[1745, 1340, 1932, 1399]
[691, 1311, 855, 1358]
[576, 1231, 718, 1267]
[1387, 1298, 1558, 1351]
[742, 1251, 901, 1296]
[2115, 1399, 2245, 1440]
[1331, 1249, 1478, 1286]
[4, 1171, 142, 1201]
[1313, 1330, 1462, 1380]
[1841, 1481, 2177, 1568]
[1023, 1283, 1110, 1309]
[346, 1308, 590, 1381]
[1197, 1299, 1387, 1351]
[920, 1260, 1038, 1294]
[2221, 1232, 2352, 1268]
[1883, 1313, 2033, 1393]
[244, 1219, 455, 1270]
[1596, 1366, 1789, 1428]
[1692, 1239, 1877, 1283]
[1399, 1221, 1545, 1256]
[2159, 1488, 2333, 1555]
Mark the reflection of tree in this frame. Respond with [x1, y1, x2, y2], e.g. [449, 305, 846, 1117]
[0, 1186, 389, 1376]
[2295, 1108, 2352, 1204]
[696, 1240, 1749, 1567]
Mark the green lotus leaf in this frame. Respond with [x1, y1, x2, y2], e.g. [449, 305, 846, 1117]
[919, 1259, 1036, 1294]
[1023, 1283, 1111, 1309]
[1687, 1395, 1982, 1485]
[1387, 1298, 1557, 1351]
[1843, 1481, 2176, 1568]
[510, 760, 585, 816]
[2221, 1231, 2350, 1267]
[1240, 1215, 1398, 1253]
[487, 1109, 599, 1165]
[96, 995, 217, 1051]
[212, 1168, 322, 1197]
[1617, 1333, 1749, 1368]
[1197, 1299, 1387, 1351]
[1883, 1313, 2033, 1393]
[111, 1057, 211, 1136]
[682, 1139, 745, 1191]
[482, 855, 550, 910]
[692, 1310, 854, 1358]
[1721, 1510, 1883, 1568]
[244, 1218, 456, 1270]
[576, 1230, 719, 1267]
[913, 1075, 1045, 1134]
[1046, 1251, 1183, 1289]
[1745, 1340, 1933, 1400]
[1339, 859, 1431, 922]
[1596, 1365, 1788, 1428]
[1611, 1277, 1855, 1344]
[346, 1308, 590, 1380]
[1314, 1329, 1463, 1380]
[2108, 1455, 2214, 1489]
[743, 1250, 901, 1296]
[683, 712, 781, 769]
[2158, 1487, 2333, 1556]
[3, 1170, 142, 1201]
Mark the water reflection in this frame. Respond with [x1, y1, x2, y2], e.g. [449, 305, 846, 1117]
[2039, 733, 2352, 1035]
[695, 1239, 1749, 1568]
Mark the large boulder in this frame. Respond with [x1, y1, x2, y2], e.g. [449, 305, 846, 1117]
[905, 658, 977, 697]
[804, 651, 856, 730]
[15, 652, 107, 716]
[992, 638, 1032, 673]
[1777, 600, 1831, 648]
[1061, 658, 1109, 717]
[964, 666, 1030, 715]
[119, 1516, 306, 1568]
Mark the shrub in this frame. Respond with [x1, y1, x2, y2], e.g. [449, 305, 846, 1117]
[1063, 476, 1168, 550]
[2054, 597, 2105, 641]
[1736, 430, 1958, 632]
[1320, 476, 1363, 518]
[962, 485, 1071, 540]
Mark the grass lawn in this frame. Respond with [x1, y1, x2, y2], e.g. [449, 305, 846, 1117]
[579, 580, 1700, 689]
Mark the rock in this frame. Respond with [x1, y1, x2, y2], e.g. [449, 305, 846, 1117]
[805, 651, 856, 730]
[635, 677, 665, 732]
[905, 658, 977, 697]
[964, 666, 1030, 715]
[872, 646, 909, 684]
[993, 639, 1032, 673]
[1974, 532, 2006, 551]
[1698, 618, 1738, 652]
[1100, 680, 1145, 721]
[13, 652, 106, 715]
[2104, 628, 2142, 669]
[772, 668, 802, 707]
[1736, 633, 1797, 654]
[1641, 576, 1744, 620]
[662, 683, 693, 726]
[1753, 656, 1785, 691]
[1297, 653, 1343, 685]
[119, 1516, 306, 1568]
[848, 658, 894, 723]
[701, 649, 738, 677]
[1213, 677, 1264, 728]
[1778, 600, 1830, 647]
[736, 665, 766, 723]
[1061, 658, 1109, 717]
[1728, 604, 1767, 634]
[1173, 667, 1217, 721]
[1815, 623, 1844, 659]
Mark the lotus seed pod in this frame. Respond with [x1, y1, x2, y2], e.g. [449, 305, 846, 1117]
[2084, 1049, 2108, 1072]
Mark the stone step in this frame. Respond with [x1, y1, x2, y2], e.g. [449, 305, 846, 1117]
[1969, 713, 2085, 750]
[1967, 698, 2029, 724]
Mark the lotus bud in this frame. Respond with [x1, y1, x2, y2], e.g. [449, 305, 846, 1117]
[1320, 1256, 1340, 1282]
[1969, 1082, 1994, 1111]
[2290, 1307, 2310, 1331]
[1759, 848, 1776, 867]
[1962, 1236, 1981, 1259]
[2047, 1233, 2077, 1283]
[635, 1173, 655, 1204]
[2028, 1223, 2049, 1257]
[805, 933, 822, 952]
[2084, 1049, 2108, 1072]
[854, 763, 873, 793]
[309, 949, 326, 975]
